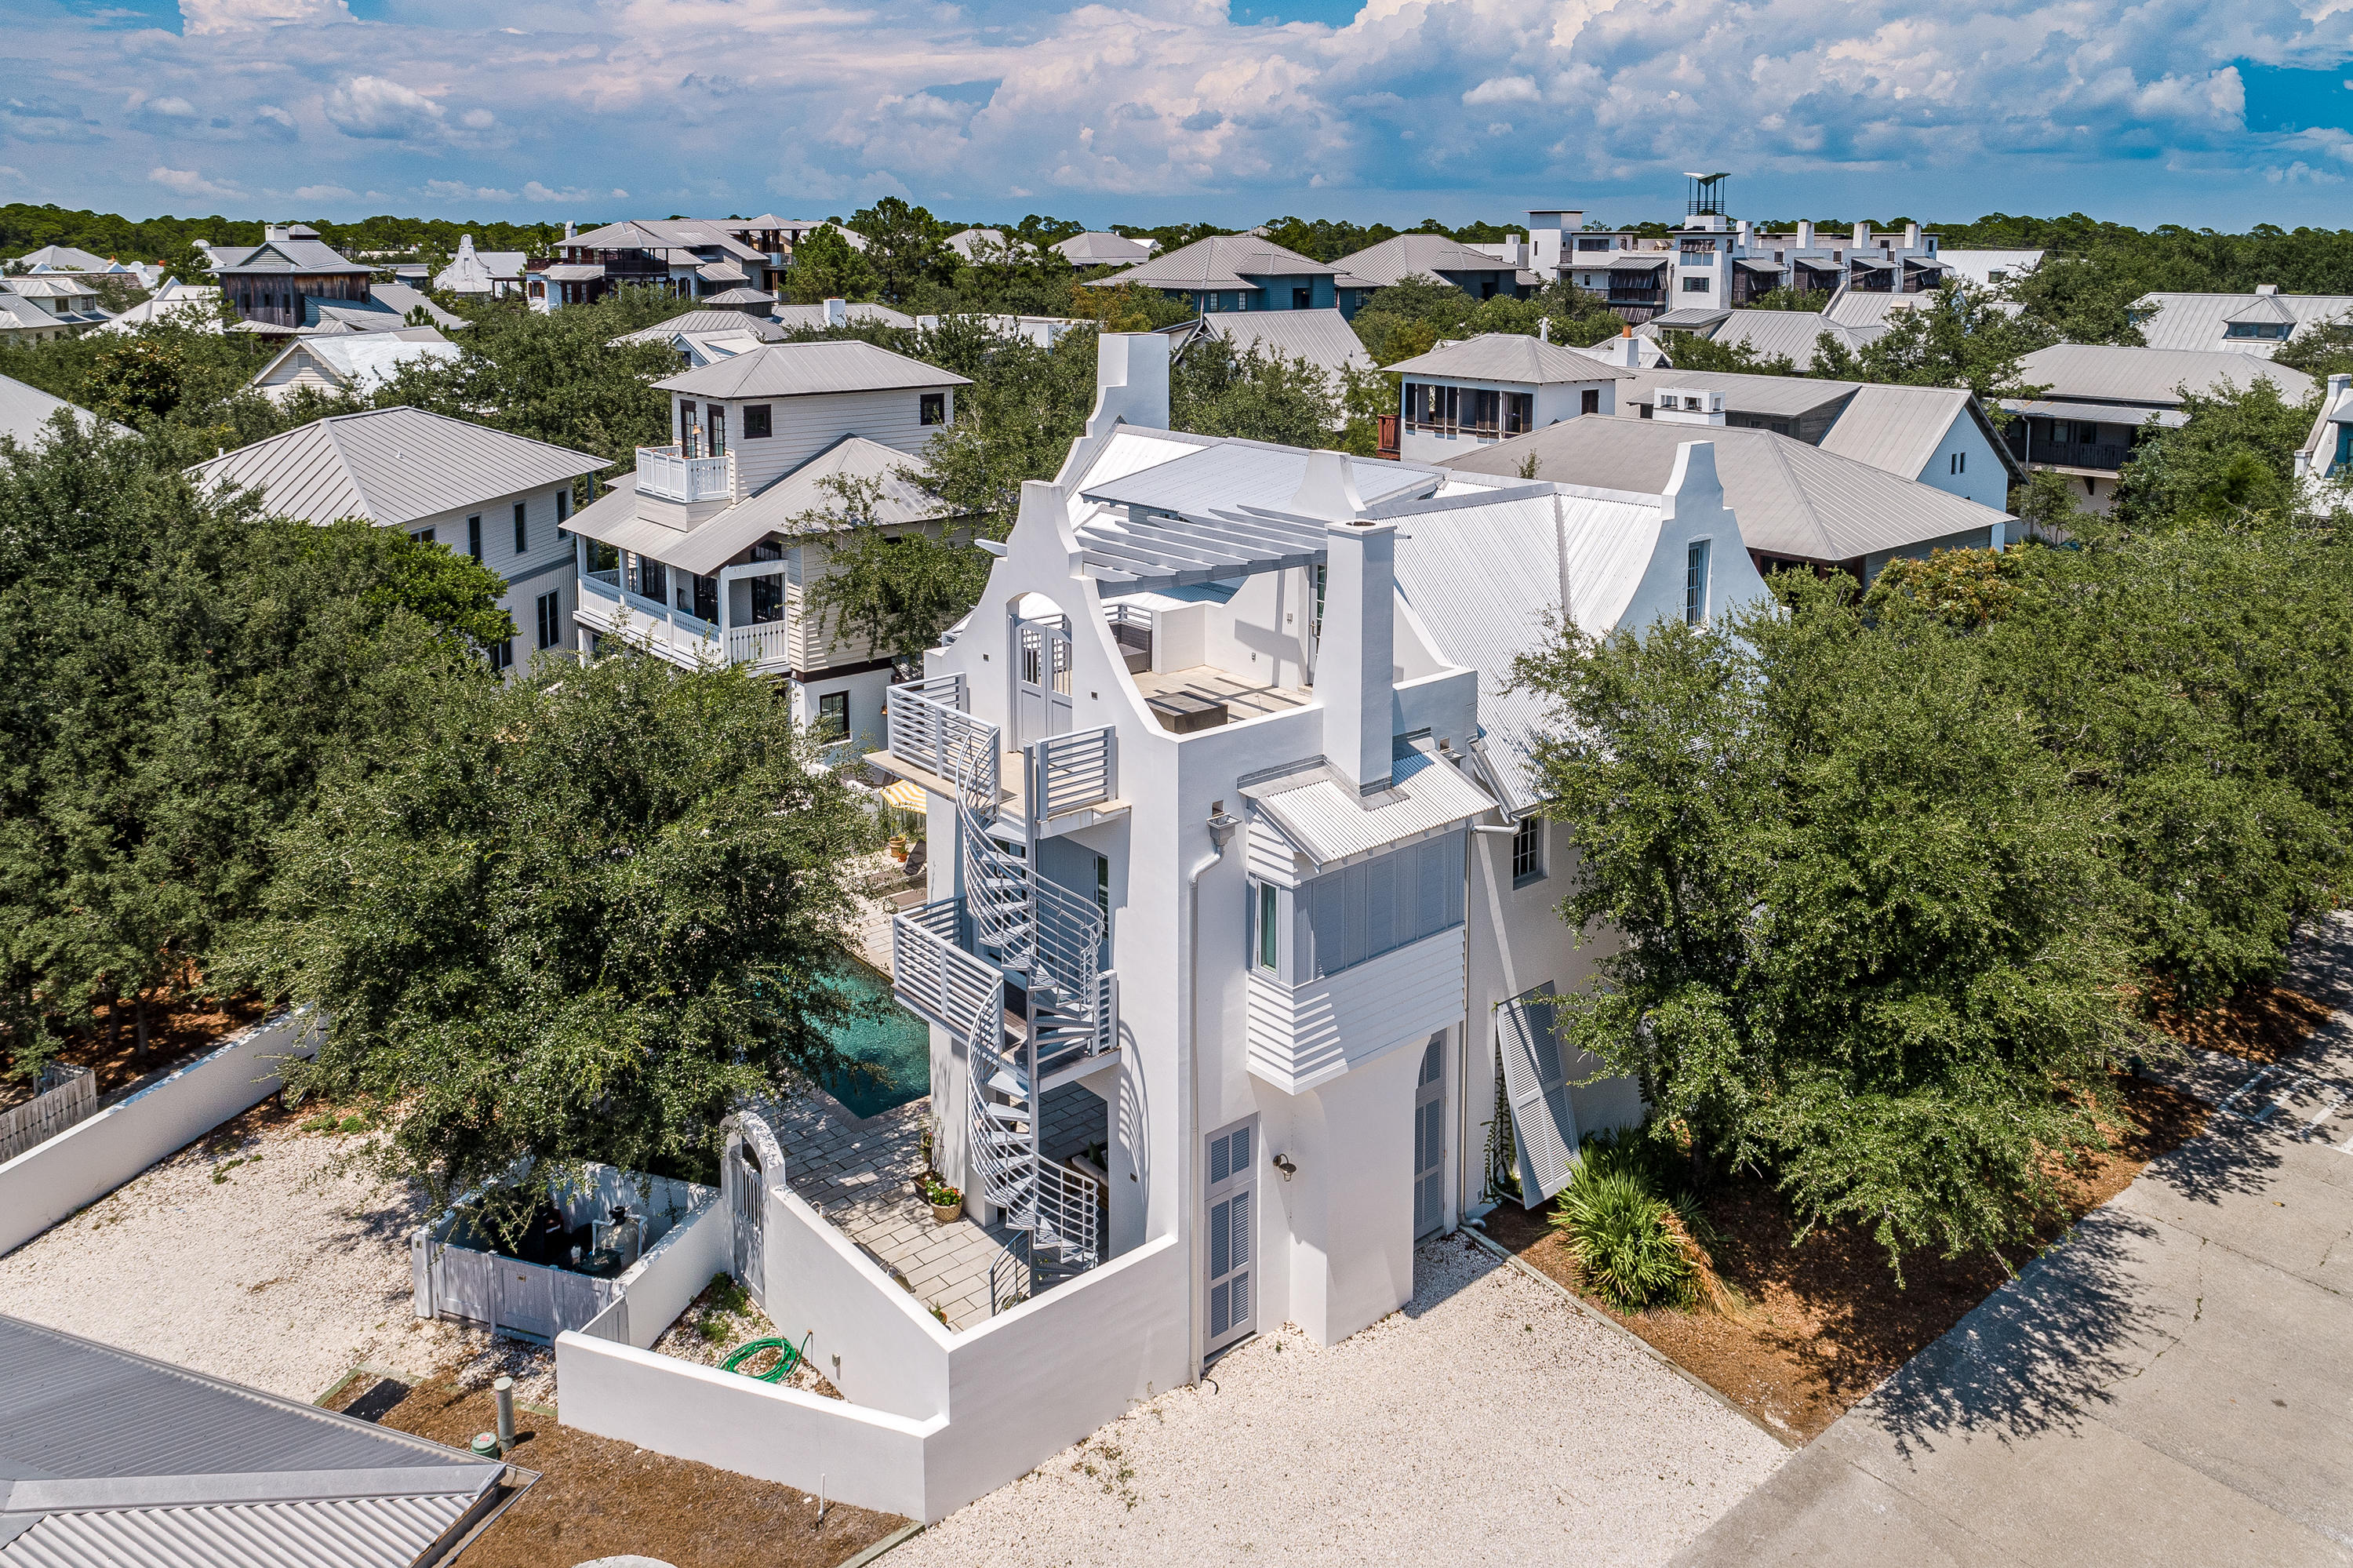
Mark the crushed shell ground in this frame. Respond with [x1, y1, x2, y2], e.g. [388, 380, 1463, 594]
[895, 1233, 1789, 1568]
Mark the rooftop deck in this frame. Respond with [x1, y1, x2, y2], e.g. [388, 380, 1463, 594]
[1133, 665, 1314, 726]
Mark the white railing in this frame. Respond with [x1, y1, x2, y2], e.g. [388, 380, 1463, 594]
[583, 568, 621, 600]
[726, 620, 792, 668]
[886, 677, 998, 803]
[891, 899, 1002, 1034]
[1034, 1159, 1100, 1268]
[1027, 726, 1116, 829]
[0, 1064, 96, 1164]
[635, 444, 736, 504]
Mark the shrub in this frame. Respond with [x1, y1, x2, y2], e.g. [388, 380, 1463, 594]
[1551, 1166, 1693, 1313]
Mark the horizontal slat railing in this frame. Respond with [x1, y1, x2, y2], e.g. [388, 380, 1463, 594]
[1033, 1159, 1100, 1266]
[886, 677, 998, 806]
[889, 898, 1000, 1033]
[1027, 726, 1116, 828]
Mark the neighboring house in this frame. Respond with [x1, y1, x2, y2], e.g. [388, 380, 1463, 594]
[1689, 307, 1878, 369]
[0, 292, 73, 344]
[562, 339, 972, 744]
[541, 219, 776, 310]
[1335, 233, 1537, 301]
[947, 227, 1028, 262]
[1447, 398, 2016, 579]
[91, 279, 223, 334]
[0, 275, 110, 331]
[1937, 249, 2044, 286]
[0, 371, 127, 445]
[435, 234, 526, 297]
[773, 298, 916, 332]
[1613, 364, 1860, 439]
[191, 406, 605, 673]
[1504, 184, 1944, 322]
[0, 1315, 513, 1567]
[247, 332, 460, 403]
[1086, 234, 1379, 318]
[1161, 307, 1373, 407]
[2128, 284, 2353, 355]
[918, 312, 1089, 347]
[1380, 333, 1629, 462]
[1817, 384, 2020, 511]
[1054, 231, 1156, 267]
[2294, 371, 2353, 486]
[11, 246, 163, 289]
[1998, 344, 2317, 512]
[365, 281, 469, 333]
[210, 224, 376, 329]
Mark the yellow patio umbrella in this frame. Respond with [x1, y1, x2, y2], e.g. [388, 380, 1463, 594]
[878, 778, 928, 813]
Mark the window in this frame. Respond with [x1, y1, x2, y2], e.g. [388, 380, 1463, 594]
[536, 589, 562, 649]
[1293, 286, 1311, 309]
[513, 502, 528, 555]
[1257, 882, 1279, 971]
[693, 573, 718, 624]
[411, 526, 435, 545]
[1286, 835, 1466, 981]
[1504, 392, 1533, 435]
[467, 515, 482, 561]
[1096, 853, 1111, 916]
[632, 555, 667, 604]
[486, 637, 514, 672]
[1580, 387, 1600, 417]
[1684, 538, 1711, 624]
[815, 691, 849, 742]
[1511, 815, 1544, 886]
[1950, 451, 1966, 475]
[555, 487, 570, 526]
[678, 400, 698, 457]
[920, 391, 947, 426]
[1682, 275, 1710, 292]
[707, 406, 726, 457]
[1638, 402, 1654, 420]
[744, 404, 772, 438]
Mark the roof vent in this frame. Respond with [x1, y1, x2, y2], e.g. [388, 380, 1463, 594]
[2256, 283, 2280, 296]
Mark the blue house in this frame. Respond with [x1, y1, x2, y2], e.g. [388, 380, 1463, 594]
[1085, 235, 1379, 320]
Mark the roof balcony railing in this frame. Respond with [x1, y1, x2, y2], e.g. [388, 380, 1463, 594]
[635, 444, 736, 504]
[1027, 726, 1116, 832]
[886, 675, 999, 806]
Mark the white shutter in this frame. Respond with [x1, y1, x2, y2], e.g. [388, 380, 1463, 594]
[1497, 984, 1578, 1205]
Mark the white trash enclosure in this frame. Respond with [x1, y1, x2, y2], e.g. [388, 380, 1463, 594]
[412, 1163, 719, 1344]
[557, 1111, 1188, 1523]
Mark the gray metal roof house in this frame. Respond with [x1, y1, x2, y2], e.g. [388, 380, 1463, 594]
[211, 225, 376, 331]
[0, 1314, 512, 1567]
[1333, 233, 1537, 300]
[1086, 235, 1378, 318]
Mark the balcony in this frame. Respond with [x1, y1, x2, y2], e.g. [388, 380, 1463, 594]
[635, 444, 736, 504]
[2007, 435, 2128, 474]
[876, 676, 1002, 806]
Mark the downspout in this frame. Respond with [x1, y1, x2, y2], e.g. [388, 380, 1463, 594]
[1185, 807, 1240, 1382]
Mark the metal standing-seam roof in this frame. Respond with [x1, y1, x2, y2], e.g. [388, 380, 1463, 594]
[1333, 233, 1531, 289]
[1384, 333, 1634, 385]
[654, 340, 962, 399]
[1079, 439, 1435, 520]
[1614, 364, 1859, 420]
[1053, 231, 1155, 266]
[211, 236, 371, 276]
[769, 300, 917, 332]
[609, 311, 787, 348]
[0, 373, 129, 445]
[1693, 309, 1877, 369]
[0, 1315, 506, 1568]
[1246, 739, 1496, 870]
[191, 406, 606, 528]
[1820, 289, 1926, 330]
[664, 435, 952, 577]
[1442, 415, 2012, 564]
[1083, 234, 1348, 293]
[1166, 309, 1373, 384]
[1818, 383, 2024, 486]
[2015, 343, 2317, 407]
[2129, 290, 2353, 355]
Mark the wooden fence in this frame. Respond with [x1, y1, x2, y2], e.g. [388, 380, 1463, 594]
[0, 1065, 96, 1165]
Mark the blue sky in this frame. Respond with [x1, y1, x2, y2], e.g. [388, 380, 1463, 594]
[8, 0, 2353, 233]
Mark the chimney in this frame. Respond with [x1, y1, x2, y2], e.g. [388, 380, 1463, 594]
[1085, 331, 1171, 435]
[1538, 317, 1551, 344]
[2331, 372, 2350, 408]
[1736, 219, 1751, 246]
[1853, 221, 1870, 249]
[264, 224, 290, 242]
[2257, 282, 2279, 296]
[564, 220, 576, 242]
[1291, 451, 1394, 795]
[1903, 221, 1920, 249]
[824, 297, 849, 327]
[1797, 220, 1813, 249]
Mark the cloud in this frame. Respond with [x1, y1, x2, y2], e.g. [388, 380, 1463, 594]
[522, 180, 624, 202]
[140, 96, 199, 119]
[180, 0, 351, 34]
[0, 166, 24, 183]
[149, 165, 242, 198]
[424, 177, 518, 202]
[293, 182, 355, 199]
[324, 76, 447, 140]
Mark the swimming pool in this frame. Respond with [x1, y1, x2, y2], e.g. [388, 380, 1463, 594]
[819, 962, 932, 1119]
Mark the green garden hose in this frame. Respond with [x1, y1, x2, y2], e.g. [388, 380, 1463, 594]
[721, 1333, 808, 1384]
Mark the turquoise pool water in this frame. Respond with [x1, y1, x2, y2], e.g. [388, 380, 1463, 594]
[820, 962, 932, 1119]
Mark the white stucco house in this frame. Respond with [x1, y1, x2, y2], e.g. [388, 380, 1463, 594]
[549, 333, 1773, 1523]
[1381, 333, 1629, 462]
[562, 338, 972, 751]
[191, 407, 606, 673]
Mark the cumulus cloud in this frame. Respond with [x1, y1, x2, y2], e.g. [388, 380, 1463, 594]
[180, 0, 351, 33]
[424, 177, 518, 201]
[521, 180, 626, 201]
[293, 182, 355, 199]
[324, 76, 448, 140]
[149, 165, 242, 198]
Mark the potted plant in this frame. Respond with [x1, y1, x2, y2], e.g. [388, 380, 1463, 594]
[922, 1177, 962, 1224]
[887, 833, 908, 864]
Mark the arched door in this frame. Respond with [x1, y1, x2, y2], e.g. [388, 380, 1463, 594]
[1013, 615, 1074, 748]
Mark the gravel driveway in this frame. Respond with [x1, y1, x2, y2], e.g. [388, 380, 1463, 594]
[896, 1233, 1789, 1567]
[0, 1107, 551, 1404]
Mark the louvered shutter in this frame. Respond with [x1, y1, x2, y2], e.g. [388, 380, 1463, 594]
[1497, 984, 1577, 1204]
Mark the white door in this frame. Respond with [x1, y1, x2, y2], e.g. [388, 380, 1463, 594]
[1413, 1033, 1446, 1238]
[730, 1139, 766, 1310]
[1014, 617, 1074, 748]
[495, 1261, 556, 1341]
[1497, 984, 1577, 1206]
[1205, 1120, 1256, 1354]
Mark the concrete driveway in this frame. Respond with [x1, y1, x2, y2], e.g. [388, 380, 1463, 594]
[1675, 915, 2353, 1568]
